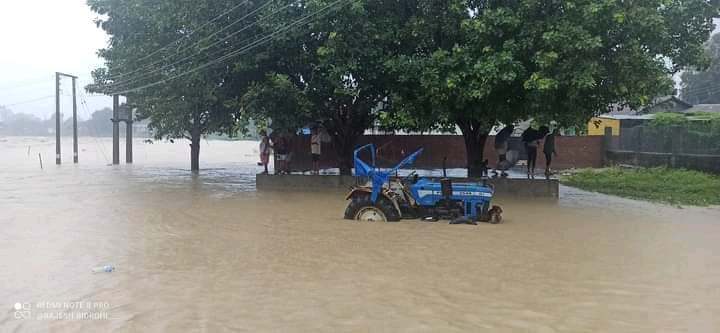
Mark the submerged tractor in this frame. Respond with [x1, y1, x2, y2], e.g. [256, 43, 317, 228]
[344, 144, 503, 224]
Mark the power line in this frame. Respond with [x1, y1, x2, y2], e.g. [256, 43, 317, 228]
[78, 90, 111, 164]
[2, 95, 55, 107]
[681, 83, 720, 98]
[107, 0, 288, 91]
[0, 76, 53, 90]
[680, 84, 720, 102]
[109, 0, 349, 95]
[106, 0, 253, 81]
[0, 80, 54, 94]
[679, 80, 720, 94]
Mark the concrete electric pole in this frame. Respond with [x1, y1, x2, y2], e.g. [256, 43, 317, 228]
[111, 95, 133, 165]
[55, 72, 78, 165]
[112, 95, 120, 165]
[72, 76, 78, 163]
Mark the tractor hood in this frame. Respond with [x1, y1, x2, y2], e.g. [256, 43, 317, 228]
[410, 178, 494, 207]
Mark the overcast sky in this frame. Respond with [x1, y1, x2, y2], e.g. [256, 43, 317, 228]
[0, 3, 718, 120]
[0, 0, 110, 120]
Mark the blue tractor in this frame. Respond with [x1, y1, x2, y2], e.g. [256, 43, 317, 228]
[344, 144, 503, 224]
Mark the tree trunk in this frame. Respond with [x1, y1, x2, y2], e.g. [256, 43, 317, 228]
[458, 121, 489, 178]
[333, 130, 358, 176]
[335, 135, 357, 176]
[330, 103, 371, 175]
[190, 124, 201, 173]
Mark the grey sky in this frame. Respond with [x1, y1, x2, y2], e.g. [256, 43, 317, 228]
[0, 0, 110, 120]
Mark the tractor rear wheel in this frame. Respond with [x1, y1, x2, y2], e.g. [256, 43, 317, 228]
[344, 193, 400, 222]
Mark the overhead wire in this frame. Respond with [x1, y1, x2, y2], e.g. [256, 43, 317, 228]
[77, 89, 111, 164]
[2, 95, 56, 107]
[106, 0, 254, 81]
[682, 84, 720, 98]
[109, 0, 349, 95]
[107, 0, 291, 91]
[0, 76, 54, 90]
[680, 84, 720, 103]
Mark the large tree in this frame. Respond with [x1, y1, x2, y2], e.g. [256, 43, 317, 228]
[681, 33, 720, 104]
[87, 0, 261, 171]
[385, 0, 718, 176]
[239, 0, 413, 174]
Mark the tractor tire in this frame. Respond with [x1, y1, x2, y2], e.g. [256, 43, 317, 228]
[344, 193, 401, 222]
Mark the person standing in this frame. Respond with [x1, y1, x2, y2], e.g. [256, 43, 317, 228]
[543, 129, 559, 177]
[273, 131, 289, 175]
[259, 130, 271, 174]
[310, 127, 322, 175]
[521, 126, 549, 179]
[493, 124, 514, 178]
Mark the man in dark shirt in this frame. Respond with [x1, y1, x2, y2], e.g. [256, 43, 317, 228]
[493, 125, 514, 178]
[272, 132, 290, 174]
[543, 129, 559, 176]
[521, 126, 549, 179]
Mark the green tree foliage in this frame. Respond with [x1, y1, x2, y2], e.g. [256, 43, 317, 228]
[385, 0, 717, 176]
[86, 0, 718, 175]
[86, 0, 261, 171]
[648, 112, 720, 154]
[681, 33, 720, 104]
[238, 0, 410, 174]
[650, 112, 690, 127]
[239, 74, 312, 132]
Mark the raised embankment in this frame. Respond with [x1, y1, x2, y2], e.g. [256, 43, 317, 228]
[256, 174, 559, 198]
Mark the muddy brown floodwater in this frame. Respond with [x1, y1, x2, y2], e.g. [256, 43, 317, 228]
[1, 137, 720, 332]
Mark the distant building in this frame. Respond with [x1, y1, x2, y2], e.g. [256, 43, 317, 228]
[588, 96, 693, 136]
[638, 96, 693, 114]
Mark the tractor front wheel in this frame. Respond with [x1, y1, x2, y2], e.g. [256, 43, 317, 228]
[344, 193, 400, 222]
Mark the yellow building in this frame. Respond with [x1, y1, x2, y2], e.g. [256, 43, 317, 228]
[587, 117, 620, 136]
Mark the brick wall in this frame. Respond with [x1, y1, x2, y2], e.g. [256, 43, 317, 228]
[280, 135, 603, 171]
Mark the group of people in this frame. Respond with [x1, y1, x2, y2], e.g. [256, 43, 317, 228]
[260, 124, 557, 178]
[258, 127, 324, 175]
[493, 124, 559, 179]
[259, 130, 289, 175]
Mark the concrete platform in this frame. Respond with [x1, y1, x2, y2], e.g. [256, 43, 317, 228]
[256, 174, 558, 198]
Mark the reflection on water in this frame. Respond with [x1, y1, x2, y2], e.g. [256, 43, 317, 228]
[1, 137, 720, 332]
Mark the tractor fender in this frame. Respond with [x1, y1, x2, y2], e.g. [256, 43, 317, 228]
[345, 187, 372, 200]
[345, 187, 402, 217]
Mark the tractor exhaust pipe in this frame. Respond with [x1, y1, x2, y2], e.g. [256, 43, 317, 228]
[442, 156, 447, 178]
[440, 156, 452, 201]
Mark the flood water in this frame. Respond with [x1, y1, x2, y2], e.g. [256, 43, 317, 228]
[2, 136, 720, 332]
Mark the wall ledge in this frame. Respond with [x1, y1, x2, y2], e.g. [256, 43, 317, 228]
[256, 174, 558, 198]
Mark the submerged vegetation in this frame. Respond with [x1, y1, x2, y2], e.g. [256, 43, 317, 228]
[561, 167, 720, 206]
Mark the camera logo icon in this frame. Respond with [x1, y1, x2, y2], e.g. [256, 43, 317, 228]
[14, 302, 31, 320]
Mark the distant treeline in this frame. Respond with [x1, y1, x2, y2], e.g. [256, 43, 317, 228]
[0, 105, 260, 139]
[0, 106, 114, 137]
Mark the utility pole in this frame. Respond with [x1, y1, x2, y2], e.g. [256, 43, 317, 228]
[55, 73, 61, 165]
[126, 114, 133, 164]
[125, 97, 133, 164]
[55, 72, 78, 165]
[72, 77, 78, 163]
[112, 95, 120, 165]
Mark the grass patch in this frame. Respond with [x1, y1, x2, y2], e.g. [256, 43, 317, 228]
[560, 167, 720, 206]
